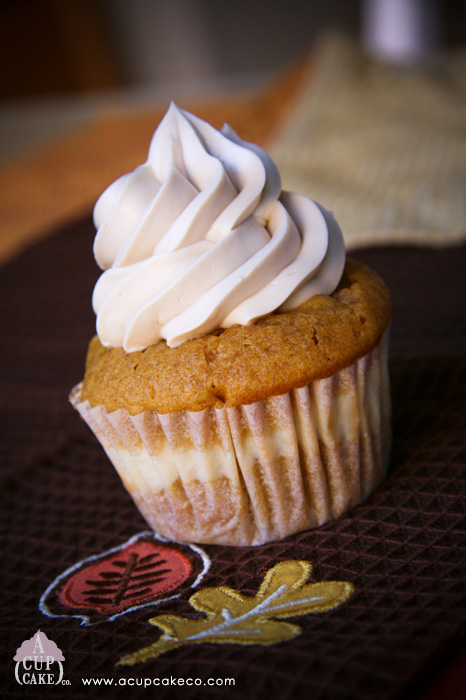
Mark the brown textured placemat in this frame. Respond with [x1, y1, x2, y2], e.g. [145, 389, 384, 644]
[0, 217, 465, 699]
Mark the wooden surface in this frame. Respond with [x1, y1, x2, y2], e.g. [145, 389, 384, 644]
[0, 56, 309, 265]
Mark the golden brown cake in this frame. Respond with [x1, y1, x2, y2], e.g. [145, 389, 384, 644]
[81, 258, 391, 414]
[71, 104, 393, 546]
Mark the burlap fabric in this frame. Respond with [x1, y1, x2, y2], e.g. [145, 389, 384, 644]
[0, 216, 465, 699]
[270, 35, 466, 250]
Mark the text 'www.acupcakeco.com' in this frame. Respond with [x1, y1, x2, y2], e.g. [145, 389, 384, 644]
[81, 676, 236, 688]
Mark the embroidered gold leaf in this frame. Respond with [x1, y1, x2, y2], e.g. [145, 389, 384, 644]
[118, 560, 354, 666]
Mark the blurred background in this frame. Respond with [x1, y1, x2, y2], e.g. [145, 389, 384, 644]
[1, 0, 465, 162]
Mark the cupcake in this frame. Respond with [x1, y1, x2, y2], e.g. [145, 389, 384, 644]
[71, 103, 392, 546]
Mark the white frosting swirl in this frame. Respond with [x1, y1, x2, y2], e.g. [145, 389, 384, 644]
[92, 103, 345, 350]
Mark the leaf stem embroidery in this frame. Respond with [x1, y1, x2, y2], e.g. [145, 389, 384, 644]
[113, 552, 138, 605]
[182, 584, 288, 642]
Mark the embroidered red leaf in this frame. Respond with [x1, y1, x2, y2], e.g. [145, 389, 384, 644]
[39, 532, 210, 624]
[59, 541, 193, 615]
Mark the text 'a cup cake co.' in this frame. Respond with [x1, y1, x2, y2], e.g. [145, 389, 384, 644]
[70, 102, 393, 546]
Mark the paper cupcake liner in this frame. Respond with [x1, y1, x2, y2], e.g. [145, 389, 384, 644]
[70, 330, 391, 546]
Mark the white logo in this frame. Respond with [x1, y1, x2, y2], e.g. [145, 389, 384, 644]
[14, 630, 69, 686]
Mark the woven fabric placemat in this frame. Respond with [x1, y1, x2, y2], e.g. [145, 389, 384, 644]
[0, 217, 465, 699]
[270, 35, 466, 250]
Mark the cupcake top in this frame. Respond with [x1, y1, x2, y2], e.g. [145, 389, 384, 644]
[92, 103, 346, 351]
[82, 104, 392, 415]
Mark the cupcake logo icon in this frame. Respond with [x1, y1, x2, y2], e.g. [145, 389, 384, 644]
[14, 630, 68, 686]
